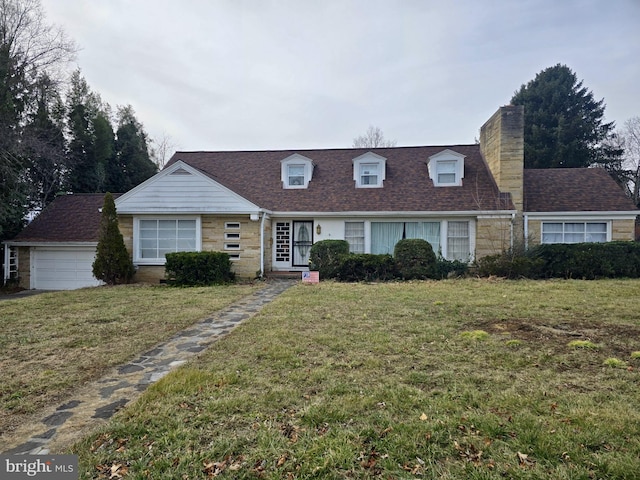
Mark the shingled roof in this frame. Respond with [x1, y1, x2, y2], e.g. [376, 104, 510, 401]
[11, 194, 116, 243]
[167, 145, 514, 213]
[524, 168, 637, 212]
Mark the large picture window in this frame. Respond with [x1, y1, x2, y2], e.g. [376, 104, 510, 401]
[541, 222, 607, 244]
[137, 218, 199, 263]
[371, 222, 441, 255]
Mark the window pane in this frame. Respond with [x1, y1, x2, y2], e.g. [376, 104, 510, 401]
[447, 221, 469, 261]
[586, 223, 606, 233]
[371, 222, 403, 254]
[438, 173, 456, 184]
[138, 218, 198, 259]
[345, 221, 365, 253]
[288, 165, 305, 186]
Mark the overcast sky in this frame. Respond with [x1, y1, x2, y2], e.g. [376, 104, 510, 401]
[41, 0, 640, 153]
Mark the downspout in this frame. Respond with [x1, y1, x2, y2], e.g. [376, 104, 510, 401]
[2, 242, 9, 285]
[510, 214, 515, 250]
[259, 211, 266, 279]
[523, 213, 529, 249]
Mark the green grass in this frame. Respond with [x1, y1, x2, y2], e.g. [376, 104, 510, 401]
[67, 278, 640, 479]
[0, 283, 261, 437]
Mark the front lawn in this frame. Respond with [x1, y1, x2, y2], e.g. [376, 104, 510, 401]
[71, 279, 640, 479]
[0, 283, 261, 440]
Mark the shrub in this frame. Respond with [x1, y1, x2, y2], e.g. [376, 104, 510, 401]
[309, 240, 350, 279]
[474, 251, 544, 279]
[165, 251, 235, 286]
[92, 193, 134, 285]
[532, 241, 640, 279]
[337, 254, 397, 282]
[434, 257, 469, 279]
[394, 238, 437, 279]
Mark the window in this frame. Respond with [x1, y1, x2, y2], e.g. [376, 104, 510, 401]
[225, 222, 240, 229]
[353, 152, 386, 188]
[447, 221, 470, 261]
[345, 222, 365, 253]
[436, 161, 456, 184]
[138, 218, 198, 262]
[541, 222, 607, 244]
[281, 154, 314, 188]
[371, 222, 441, 255]
[288, 165, 305, 186]
[224, 243, 241, 250]
[428, 149, 465, 186]
[225, 232, 240, 240]
[360, 164, 378, 186]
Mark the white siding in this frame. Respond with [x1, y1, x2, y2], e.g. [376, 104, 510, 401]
[116, 162, 259, 214]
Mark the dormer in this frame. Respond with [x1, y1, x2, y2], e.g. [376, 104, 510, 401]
[427, 149, 465, 187]
[353, 152, 386, 188]
[281, 154, 315, 189]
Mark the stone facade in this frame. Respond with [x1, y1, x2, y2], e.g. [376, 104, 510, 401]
[16, 246, 30, 289]
[475, 217, 513, 258]
[119, 214, 272, 283]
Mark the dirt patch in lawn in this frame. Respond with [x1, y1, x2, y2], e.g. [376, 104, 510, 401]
[480, 319, 640, 358]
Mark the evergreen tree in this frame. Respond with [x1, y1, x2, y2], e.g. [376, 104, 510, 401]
[111, 105, 157, 192]
[23, 74, 67, 210]
[66, 70, 114, 193]
[511, 64, 620, 169]
[92, 192, 134, 285]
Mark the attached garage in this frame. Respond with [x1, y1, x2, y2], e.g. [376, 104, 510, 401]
[31, 247, 103, 290]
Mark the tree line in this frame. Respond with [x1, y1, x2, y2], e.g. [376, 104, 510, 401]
[0, 0, 158, 242]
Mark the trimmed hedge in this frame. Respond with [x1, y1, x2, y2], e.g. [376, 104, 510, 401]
[533, 241, 640, 279]
[165, 251, 235, 286]
[475, 241, 640, 279]
[309, 240, 350, 279]
[394, 239, 437, 280]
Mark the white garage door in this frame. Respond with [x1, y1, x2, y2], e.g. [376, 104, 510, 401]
[32, 248, 103, 290]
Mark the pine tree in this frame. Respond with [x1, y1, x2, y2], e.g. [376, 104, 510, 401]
[511, 64, 620, 169]
[92, 192, 134, 285]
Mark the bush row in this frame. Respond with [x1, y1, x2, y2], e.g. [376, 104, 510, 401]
[474, 241, 640, 279]
[165, 251, 235, 286]
[310, 239, 468, 282]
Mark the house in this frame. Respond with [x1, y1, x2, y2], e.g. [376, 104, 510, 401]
[4, 106, 638, 289]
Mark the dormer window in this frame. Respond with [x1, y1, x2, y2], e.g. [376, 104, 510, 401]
[428, 149, 465, 187]
[288, 165, 305, 186]
[353, 152, 386, 188]
[281, 154, 314, 189]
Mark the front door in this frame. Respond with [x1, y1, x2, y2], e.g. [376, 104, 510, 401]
[292, 221, 313, 267]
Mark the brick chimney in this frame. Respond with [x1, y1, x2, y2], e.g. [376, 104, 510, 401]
[479, 105, 525, 244]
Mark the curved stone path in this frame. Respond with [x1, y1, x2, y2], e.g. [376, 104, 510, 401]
[1, 279, 297, 455]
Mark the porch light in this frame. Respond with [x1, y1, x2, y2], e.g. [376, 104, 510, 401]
[316, 224, 321, 235]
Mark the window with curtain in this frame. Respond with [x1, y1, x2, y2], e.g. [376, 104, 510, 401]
[541, 222, 607, 244]
[345, 222, 365, 253]
[371, 222, 442, 255]
[139, 219, 197, 260]
[371, 222, 404, 254]
[405, 222, 441, 254]
[447, 221, 470, 260]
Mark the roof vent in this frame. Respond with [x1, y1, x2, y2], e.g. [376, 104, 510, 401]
[170, 167, 192, 176]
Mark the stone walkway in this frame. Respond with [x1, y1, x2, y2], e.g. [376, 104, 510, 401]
[1, 279, 297, 455]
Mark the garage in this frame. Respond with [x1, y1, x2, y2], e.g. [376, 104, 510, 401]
[31, 247, 103, 290]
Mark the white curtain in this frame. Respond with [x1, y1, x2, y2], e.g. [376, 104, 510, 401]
[371, 222, 403, 254]
[405, 222, 441, 254]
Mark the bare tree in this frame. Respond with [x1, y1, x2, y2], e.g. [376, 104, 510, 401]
[0, 0, 77, 80]
[352, 125, 397, 148]
[150, 132, 177, 169]
[618, 117, 640, 207]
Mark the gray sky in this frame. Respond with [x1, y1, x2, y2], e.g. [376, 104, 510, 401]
[42, 0, 640, 152]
